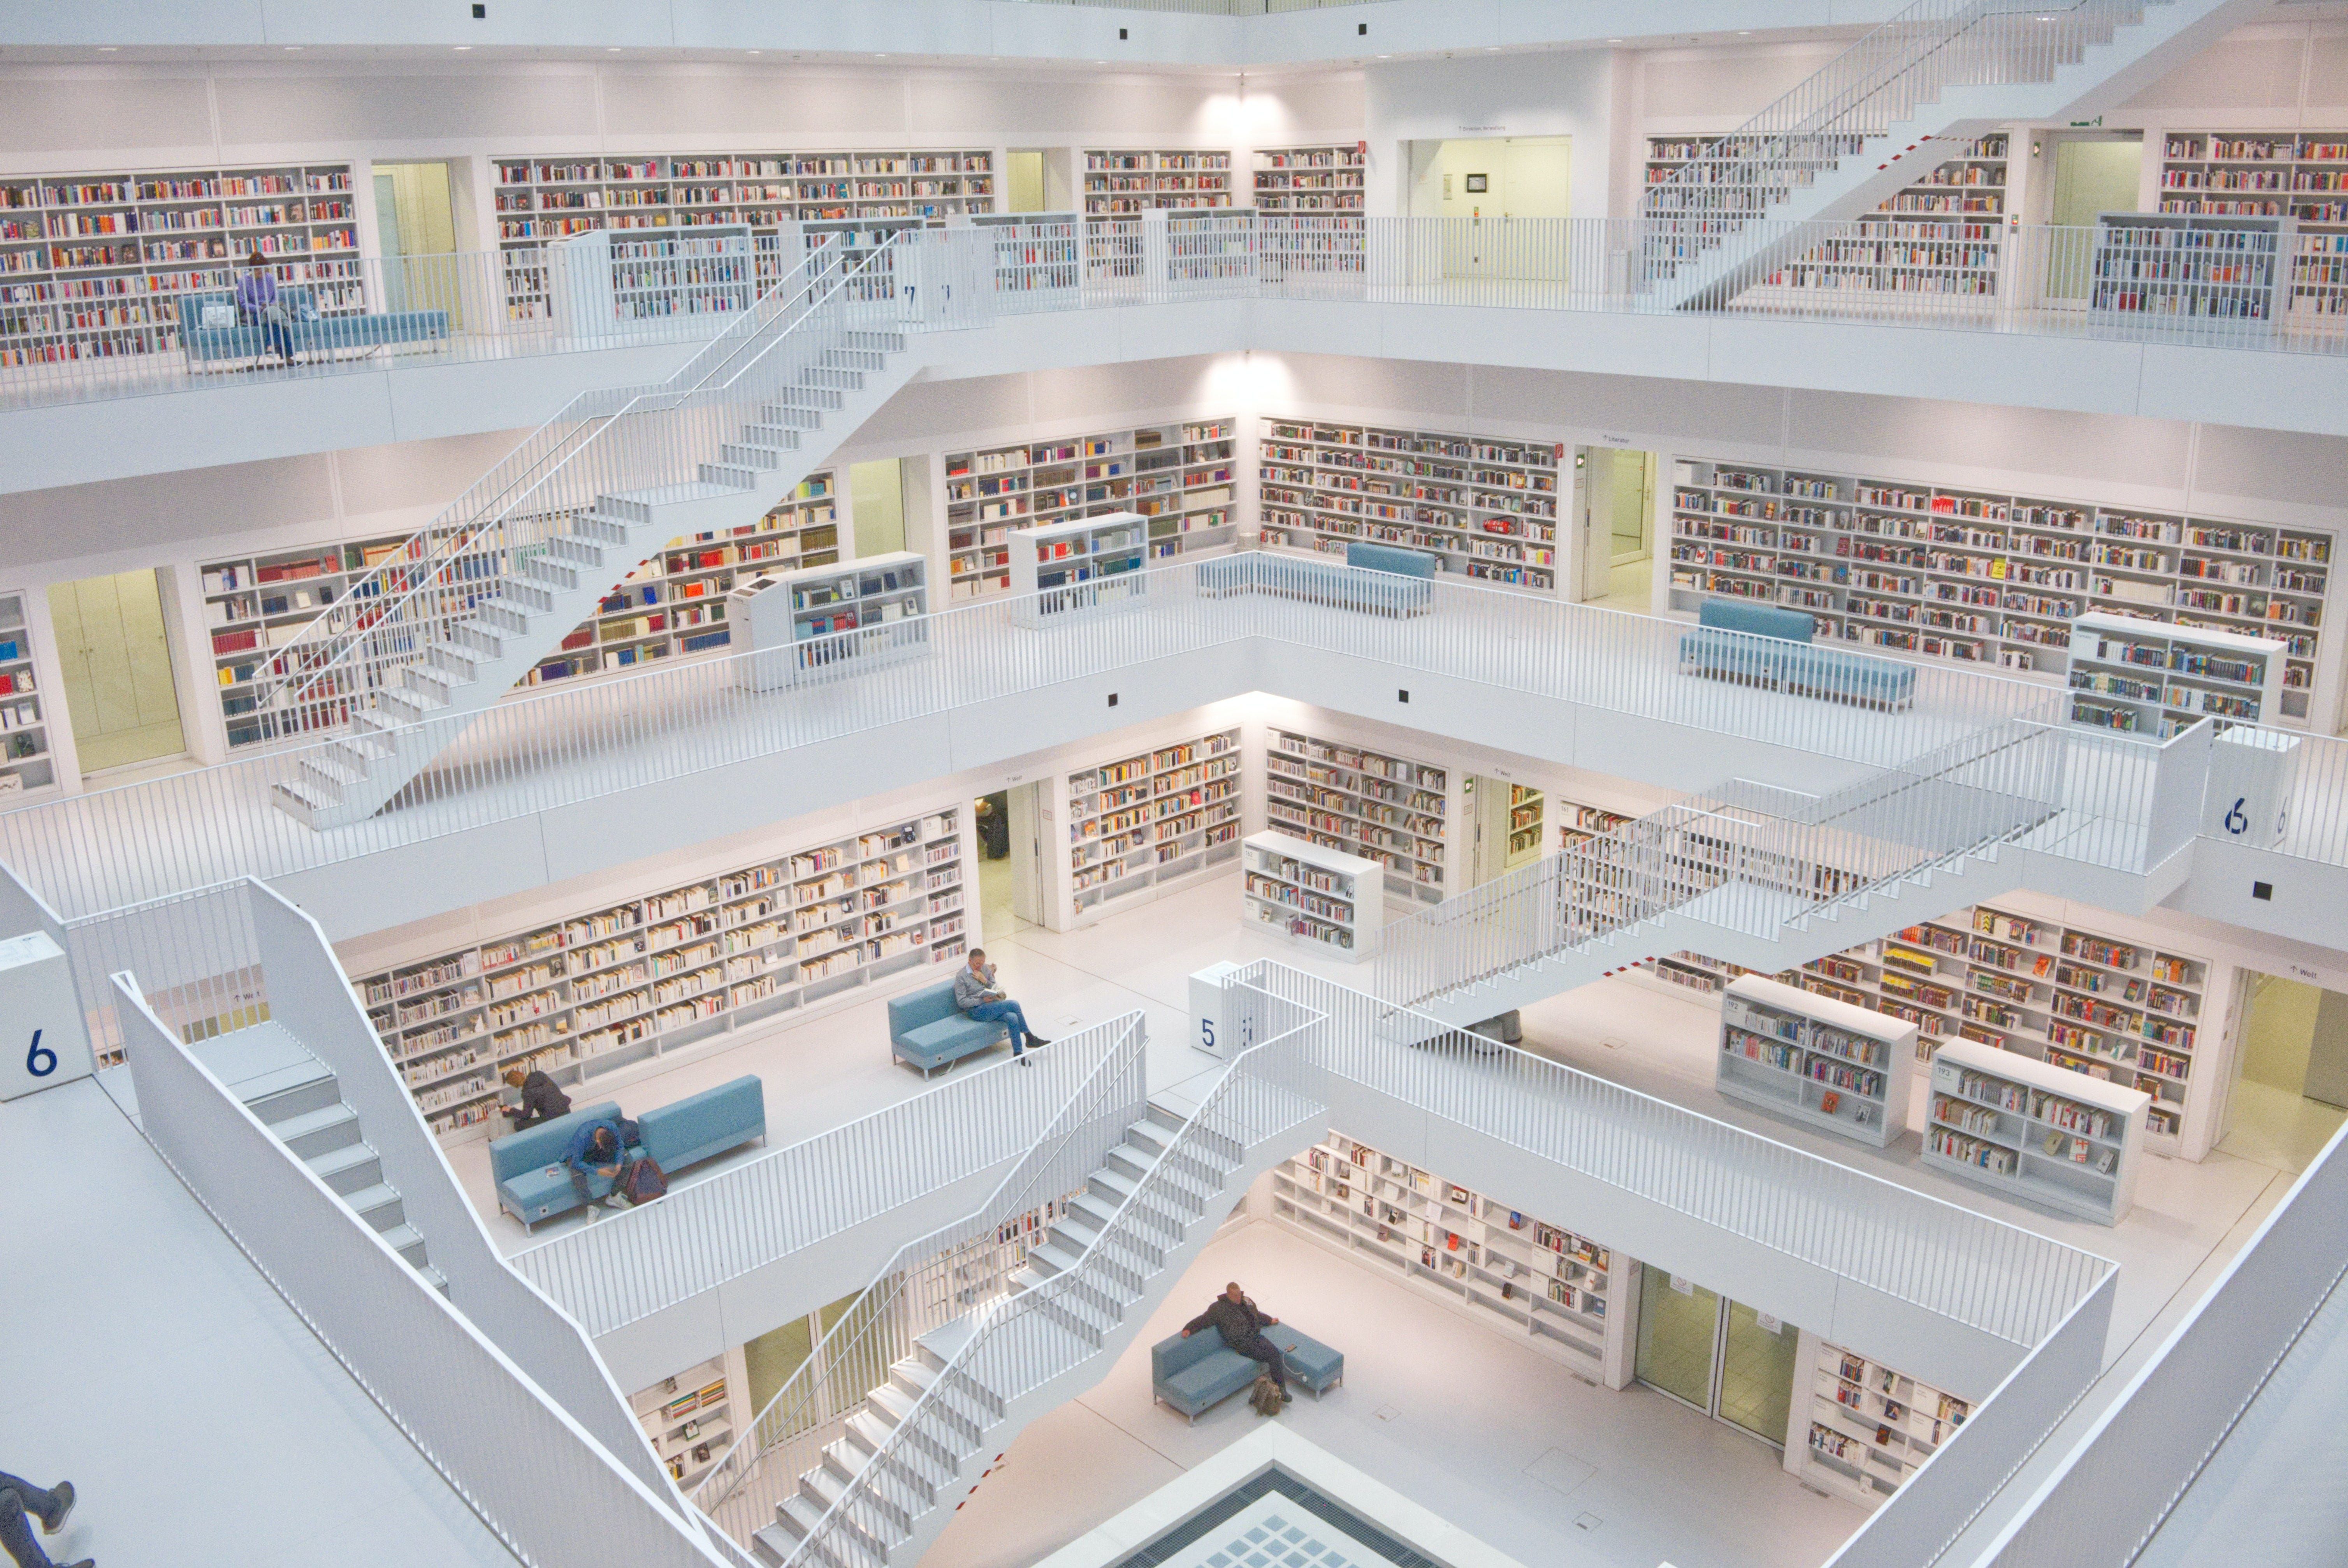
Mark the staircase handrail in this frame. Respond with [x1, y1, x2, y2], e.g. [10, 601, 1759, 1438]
[1642, 0, 2151, 246]
[257, 233, 893, 727]
[692, 1009, 1150, 1542]
[773, 983, 1330, 1567]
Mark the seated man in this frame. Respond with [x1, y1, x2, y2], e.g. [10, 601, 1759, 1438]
[560, 1116, 632, 1221]
[1182, 1281, 1291, 1405]
[500, 1065, 571, 1131]
[953, 948, 1049, 1065]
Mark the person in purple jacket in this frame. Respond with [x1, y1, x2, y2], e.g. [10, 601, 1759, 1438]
[236, 249, 293, 364]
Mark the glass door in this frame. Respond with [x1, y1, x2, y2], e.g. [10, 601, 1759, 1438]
[1637, 1271, 1801, 1446]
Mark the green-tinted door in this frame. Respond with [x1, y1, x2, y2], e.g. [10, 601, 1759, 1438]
[1719, 1299, 1799, 1441]
[1635, 1271, 1721, 1410]
[2047, 138, 2143, 299]
[47, 568, 185, 776]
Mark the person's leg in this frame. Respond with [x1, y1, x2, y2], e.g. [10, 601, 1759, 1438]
[1234, 1333, 1289, 1391]
[0, 1484, 55, 1568]
[568, 1165, 597, 1213]
[967, 1000, 1027, 1055]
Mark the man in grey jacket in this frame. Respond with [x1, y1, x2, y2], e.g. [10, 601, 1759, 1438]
[954, 948, 1049, 1065]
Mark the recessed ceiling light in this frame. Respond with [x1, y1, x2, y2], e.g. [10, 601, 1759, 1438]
[98, 45, 118, 51]
[1607, 38, 1622, 44]
[284, 45, 303, 51]
[453, 44, 471, 51]
[606, 47, 621, 53]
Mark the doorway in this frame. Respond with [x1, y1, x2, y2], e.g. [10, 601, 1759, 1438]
[1006, 149, 1073, 214]
[850, 459, 909, 558]
[1578, 446, 1656, 608]
[2218, 971, 2348, 1173]
[373, 160, 464, 324]
[1466, 773, 1546, 886]
[977, 782, 1048, 940]
[2038, 134, 2142, 301]
[1634, 1272, 1800, 1447]
[1405, 137, 1572, 281]
[46, 569, 186, 777]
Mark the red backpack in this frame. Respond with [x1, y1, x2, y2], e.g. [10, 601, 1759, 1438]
[620, 1155, 668, 1205]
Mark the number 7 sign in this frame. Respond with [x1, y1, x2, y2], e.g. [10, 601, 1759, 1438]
[0, 931, 93, 1101]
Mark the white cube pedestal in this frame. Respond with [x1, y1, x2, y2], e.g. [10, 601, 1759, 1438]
[0, 931, 93, 1100]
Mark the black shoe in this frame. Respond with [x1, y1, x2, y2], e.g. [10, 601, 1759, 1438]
[1280, 1388, 1293, 1403]
[1027, 1036, 1050, 1049]
[1017, 1055, 1031, 1067]
[43, 1482, 72, 1535]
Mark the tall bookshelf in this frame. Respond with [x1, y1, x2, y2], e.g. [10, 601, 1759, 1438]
[2159, 131, 2348, 319]
[943, 419, 1236, 601]
[1081, 150, 1233, 216]
[1666, 455, 2333, 723]
[1058, 728, 1243, 925]
[1251, 146, 1365, 214]
[1758, 135, 2009, 299]
[1259, 420, 1561, 592]
[353, 805, 967, 1139]
[200, 474, 839, 747]
[1271, 1131, 1628, 1379]
[1557, 798, 1636, 852]
[1794, 1335, 1970, 1508]
[1264, 728, 1452, 906]
[0, 161, 357, 369]
[0, 593, 56, 798]
[633, 1356, 733, 1489]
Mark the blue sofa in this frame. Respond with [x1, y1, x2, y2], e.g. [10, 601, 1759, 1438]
[488, 1077, 766, 1228]
[636, 1075, 766, 1175]
[1200, 543, 1435, 618]
[888, 979, 1008, 1076]
[1151, 1324, 1344, 1422]
[490, 1100, 638, 1227]
[177, 287, 450, 369]
[1678, 596, 1916, 710]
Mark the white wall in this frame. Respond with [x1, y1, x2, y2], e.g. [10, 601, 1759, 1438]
[1362, 49, 1623, 221]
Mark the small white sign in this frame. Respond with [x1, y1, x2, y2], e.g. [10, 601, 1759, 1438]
[1756, 1313, 1783, 1334]
[1669, 1274, 1694, 1296]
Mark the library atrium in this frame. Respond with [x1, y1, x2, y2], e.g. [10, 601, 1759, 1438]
[9, 2, 2348, 1566]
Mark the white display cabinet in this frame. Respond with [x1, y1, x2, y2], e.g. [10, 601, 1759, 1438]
[2066, 610, 2288, 737]
[633, 1356, 733, 1490]
[1921, 1037, 2150, 1224]
[728, 550, 927, 689]
[1789, 1331, 1971, 1508]
[548, 226, 754, 342]
[1057, 728, 1243, 926]
[1262, 728, 1454, 906]
[1010, 511, 1149, 623]
[1715, 976, 1914, 1149]
[1271, 1131, 1631, 1384]
[0, 594, 56, 798]
[1241, 830, 1384, 961]
[2090, 211, 2293, 331]
[965, 211, 1080, 301]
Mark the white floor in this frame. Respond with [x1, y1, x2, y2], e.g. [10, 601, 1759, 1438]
[923, 1220, 1868, 1568]
[0, 1077, 515, 1567]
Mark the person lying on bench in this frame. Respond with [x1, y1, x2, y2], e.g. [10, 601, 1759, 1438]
[1183, 1281, 1291, 1404]
[953, 948, 1049, 1065]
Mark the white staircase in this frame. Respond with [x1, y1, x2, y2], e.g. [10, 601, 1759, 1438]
[1641, 0, 2268, 309]
[190, 1019, 448, 1295]
[262, 244, 926, 831]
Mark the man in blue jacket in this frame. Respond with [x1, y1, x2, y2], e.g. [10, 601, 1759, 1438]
[562, 1118, 631, 1219]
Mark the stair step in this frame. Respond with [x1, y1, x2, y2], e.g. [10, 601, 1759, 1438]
[299, 754, 366, 790]
[1023, 1239, 1084, 1278]
[239, 1060, 339, 1124]
[303, 1139, 381, 1196]
[750, 1522, 798, 1564]
[271, 1101, 361, 1159]
[416, 1263, 450, 1296]
[379, 1221, 429, 1267]
[269, 777, 339, 815]
[1124, 1120, 1173, 1157]
[343, 1181, 408, 1233]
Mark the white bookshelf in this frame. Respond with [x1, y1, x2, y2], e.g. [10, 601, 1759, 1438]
[1745, 134, 2009, 301]
[1666, 455, 2332, 722]
[1921, 1037, 2149, 1223]
[353, 806, 968, 1140]
[965, 211, 1081, 301]
[1271, 1131, 1628, 1379]
[2066, 609, 2288, 737]
[1251, 146, 1365, 214]
[1009, 511, 1150, 622]
[2158, 130, 2348, 320]
[547, 226, 756, 338]
[1059, 728, 1243, 925]
[1264, 728, 1452, 906]
[944, 419, 1235, 600]
[0, 593, 57, 798]
[1081, 150, 1233, 216]
[729, 549, 927, 687]
[1793, 1334, 1971, 1508]
[0, 161, 357, 370]
[2090, 211, 2293, 330]
[1241, 830, 1383, 961]
[1259, 419, 1560, 591]
[633, 1356, 733, 1489]
[1716, 976, 1915, 1149]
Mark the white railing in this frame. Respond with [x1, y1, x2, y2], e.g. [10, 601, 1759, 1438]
[1641, 0, 2159, 275]
[67, 875, 692, 1508]
[0, 554, 2071, 920]
[112, 970, 731, 1567]
[694, 1010, 1153, 1548]
[509, 1026, 1137, 1338]
[1969, 1114, 2348, 1566]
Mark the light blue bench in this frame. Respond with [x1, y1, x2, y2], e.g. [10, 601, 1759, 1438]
[1151, 1324, 1344, 1422]
[636, 1075, 765, 1174]
[1200, 543, 1435, 617]
[177, 287, 450, 369]
[1679, 596, 1916, 710]
[888, 979, 1008, 1076]
[490, 1100, 637, 1227]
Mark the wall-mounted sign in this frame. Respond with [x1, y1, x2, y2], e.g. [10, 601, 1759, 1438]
[1464, 173, 1489, 193]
